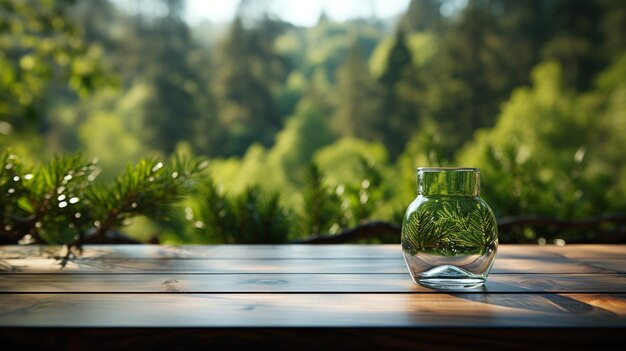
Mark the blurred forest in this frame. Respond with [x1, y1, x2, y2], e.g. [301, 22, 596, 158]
[1, 0, 625, 245]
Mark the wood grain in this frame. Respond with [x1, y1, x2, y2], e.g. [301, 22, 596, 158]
[1, 256, 624, 274]
[0, 293, 624, 327]
[1, 273, 625, 293]
[1, 244, 624, 260]
[1, 243, 625, 350]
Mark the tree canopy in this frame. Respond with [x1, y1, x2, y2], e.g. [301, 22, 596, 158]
[2, 0, 625, 245]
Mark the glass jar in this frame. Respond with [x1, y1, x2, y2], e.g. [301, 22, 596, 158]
[401, 167, 498, 289]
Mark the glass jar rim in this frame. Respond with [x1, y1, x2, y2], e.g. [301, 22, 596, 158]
[417, 167, 479, 172]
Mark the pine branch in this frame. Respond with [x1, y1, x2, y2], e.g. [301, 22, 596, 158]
[193, 178, 292, 244]
[258, 191, 290, 243]
[90, 157, 205, 239]
[195, 177, 234, 243]
[59, 156, 207, 263]
[0, 151, 31, 242]
[402, 200, 498, 256]
[1, 151, 98, 245]
[298, 163, 341, 236]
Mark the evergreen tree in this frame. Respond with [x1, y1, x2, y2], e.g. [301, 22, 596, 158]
[428, 0, 527, 156]
[141, 0, 207, 154]
[401, 0, 444, 32]
[212, 17, 288, 156]
[333, 41, 381, 139]
[541, 0, 606, 91]
[600, 0, 626, 61]
[493, 0, 547, 86]
[378, 29, 421, 160]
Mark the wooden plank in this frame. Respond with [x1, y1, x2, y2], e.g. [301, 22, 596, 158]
[0, 245, 405, 259]
[0, 273, 624, 293]
[0, 258, 406, 274]
[492, 257, 626, 274]
[1, 257, 624, 274]
[0, 293, 624, 327]
[546, 245, 626, 260]
[2, 244, 623, 260]
[497, 244, 626, 260]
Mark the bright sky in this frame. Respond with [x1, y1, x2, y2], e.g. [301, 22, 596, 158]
[185, 0, 412, 26]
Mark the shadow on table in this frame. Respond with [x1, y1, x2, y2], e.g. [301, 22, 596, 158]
[453, 282, 619, 317]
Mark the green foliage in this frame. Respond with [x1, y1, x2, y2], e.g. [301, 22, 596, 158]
[141, 2, 213, 154]
[459, 57, 626, 242]
[2, 0, 625, 245]
[395, 121, 447, 206]
[377, 29, 423, 159]
[1, 151, 31, 242]
[402, 198, 497, 256]
[400, 0, 443, 33]
[1, 151, 97, 244]
[205, 96, 335, 203]
[402, 204, 439, 255]
[314, 137, 389, 187]
[0, 150, 206, 245]
[424, 3, 512, 155]
[87, 156, 206, 237]
[267, 99, 336, 185]
[204, 137, 392, 240]
[192, 178, 232, 243]
[333, 41, 381, 139]
[460, 62, 585, 218]
[211, 17, 289, 156]
[577, 53, 626, 212]
[78, 122, 141, 175]
[313, 137, 394, 222]
[438, 202, 497, 249]
[303, 16, 382, 82]
[298, 163, 343, 236]
[181, 155, 391, 243]
[336, 156, 385, 226]
[205, 145, 265, 196]
[0, 0, 111, 136]
[192, 179, 291, 243]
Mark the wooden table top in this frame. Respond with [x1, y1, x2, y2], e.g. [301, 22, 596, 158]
[1, 244, 625, 350]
